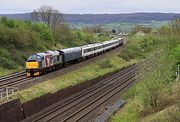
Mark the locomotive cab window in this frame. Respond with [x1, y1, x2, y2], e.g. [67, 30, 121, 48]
[28, 55, 41, 61]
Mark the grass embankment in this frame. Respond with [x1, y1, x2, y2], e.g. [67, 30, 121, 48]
[111, 35, 180, 122]
[0, 68, 18, 76]
[14, 52, 137, 102]
[111, 80, 180, 122]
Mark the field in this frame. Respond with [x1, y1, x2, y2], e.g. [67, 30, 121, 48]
[71, 21, 169, 32]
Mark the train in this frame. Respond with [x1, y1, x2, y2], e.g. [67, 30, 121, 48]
[26, 38, 124, 77]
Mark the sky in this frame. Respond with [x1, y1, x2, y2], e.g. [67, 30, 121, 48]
[0, 0, 180, 14]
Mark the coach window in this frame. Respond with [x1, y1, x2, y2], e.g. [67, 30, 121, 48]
[87, 48, 91, 52]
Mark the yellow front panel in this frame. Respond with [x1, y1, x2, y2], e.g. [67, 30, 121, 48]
[26, 62, 39, 69]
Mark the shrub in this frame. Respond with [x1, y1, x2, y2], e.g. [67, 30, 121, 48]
[0, 57, 17, 69]
[99, 59, 113, 69]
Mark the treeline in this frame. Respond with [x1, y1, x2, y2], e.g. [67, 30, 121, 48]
[31, 6, 110, 47]
[131, 17, 180, 36]
[64, 13, 180, 24]
[2, 13, 180, 24]
[0, 17, 55, 69]
[130, 17, 180, 67]
[0, 17, 54, 50]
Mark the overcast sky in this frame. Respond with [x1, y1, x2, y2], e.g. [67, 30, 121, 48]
[0, 0, 180, 14]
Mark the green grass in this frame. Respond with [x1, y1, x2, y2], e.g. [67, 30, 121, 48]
[111, 99, 140, 122]
[140, 105, 180, 122]
[111, 80, 180, 122]
[0, 67, 18, 76]
[13, 53, 137, 103]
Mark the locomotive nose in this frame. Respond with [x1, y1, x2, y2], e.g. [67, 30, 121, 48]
[26, 61, 40, 77]
[26, 61, 39, 69]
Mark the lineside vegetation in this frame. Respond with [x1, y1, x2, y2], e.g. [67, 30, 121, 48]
[11, 22, 177, 103]
[111, 18, 180, 122]
[0, 11, 110, 75]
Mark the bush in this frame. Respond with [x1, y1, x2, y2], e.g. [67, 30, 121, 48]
[118, 37, 147, 61]
[131, 25, 152, 34]
[99, 59, 113, 69]
[0, 17, 57, 70]
[0, 57, 17, 69]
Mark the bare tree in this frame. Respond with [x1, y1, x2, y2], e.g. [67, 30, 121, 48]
[32, 5, 64, 29]
[53, 23, 73, 46]
[32, 5, 72, 46]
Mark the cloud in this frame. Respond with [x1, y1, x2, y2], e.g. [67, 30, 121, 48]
[0, 0, 180, 14]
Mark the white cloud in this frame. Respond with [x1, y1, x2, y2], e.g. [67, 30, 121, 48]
[0, 0, 180, 14]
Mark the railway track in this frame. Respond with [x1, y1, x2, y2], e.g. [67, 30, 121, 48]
[25, 55, 159, 122]
[66, 77, 134, 122]
[0, 71, 34, 90]
[0, 45, 125, 90]
[25, 64, 136, 122]
[0, 71, 25, 81]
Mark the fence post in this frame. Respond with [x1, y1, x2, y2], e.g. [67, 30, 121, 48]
[177, 65, 180, 81]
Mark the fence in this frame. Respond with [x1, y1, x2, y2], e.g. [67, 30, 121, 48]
[0, 87, 19, 103]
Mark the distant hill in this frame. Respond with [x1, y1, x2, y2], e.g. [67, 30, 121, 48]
[0, 13, 180, 24]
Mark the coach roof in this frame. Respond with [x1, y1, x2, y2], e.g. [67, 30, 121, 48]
[60, 47, 82, 53]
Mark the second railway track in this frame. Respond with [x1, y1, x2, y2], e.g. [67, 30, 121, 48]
[0, 45, 126, 90]
[24, 64, 137, 122]
[0, 71, 34, 89]
[26, 56, 158, 122]
[0, 71, 26, 82]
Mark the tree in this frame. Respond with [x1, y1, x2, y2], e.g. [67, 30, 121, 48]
[32, 5, 71, 46]
[158, 25, 171, 35]
[170, 17, 180, 35]
[53, 23, 73, 46]
[132, 25, 152, 34]
[32, 5, 64, 29]
[83, 26, 104, 33]
[0, 17, 17, 28]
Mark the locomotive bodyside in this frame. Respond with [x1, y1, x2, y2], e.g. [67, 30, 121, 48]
[26, 51, 62, 77]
